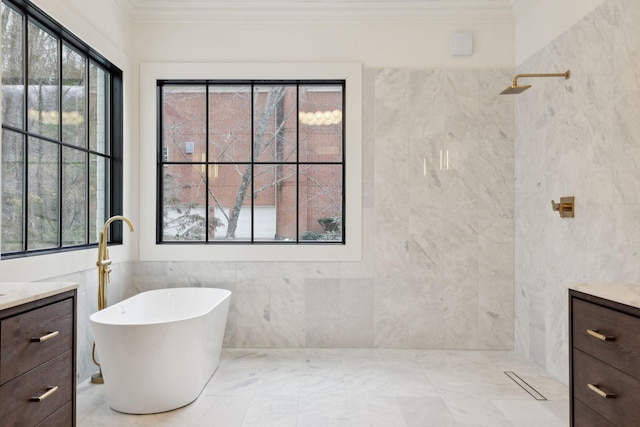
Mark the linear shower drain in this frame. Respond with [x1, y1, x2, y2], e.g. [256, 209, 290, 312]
[504, 371, 547, 401]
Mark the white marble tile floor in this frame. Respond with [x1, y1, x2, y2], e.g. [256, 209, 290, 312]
[77, 349, 569, 426]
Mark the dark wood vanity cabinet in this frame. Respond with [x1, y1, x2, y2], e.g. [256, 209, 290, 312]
[0, 290, 77, 426]
[570, 290, 640, 426]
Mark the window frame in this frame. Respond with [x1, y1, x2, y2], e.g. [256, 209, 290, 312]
[156, 79, 346, 245]
[139, 62, 362, 262]
[0, 0, 124, 259]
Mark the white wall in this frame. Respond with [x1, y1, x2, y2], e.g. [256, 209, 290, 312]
[513, 0, 607, 65]
[134, 20, 514, 69]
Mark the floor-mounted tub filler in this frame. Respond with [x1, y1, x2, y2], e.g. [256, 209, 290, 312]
[90, 287, 231, 414]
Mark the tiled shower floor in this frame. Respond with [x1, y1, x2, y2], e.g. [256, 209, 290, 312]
[77, 348, 569, 426]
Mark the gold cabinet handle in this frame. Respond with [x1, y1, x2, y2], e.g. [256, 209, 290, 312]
[588, 383, 615, 398]
[29, 385, 59, 402]
[587, 329, 614, 342]
[30, 331, 59, 342]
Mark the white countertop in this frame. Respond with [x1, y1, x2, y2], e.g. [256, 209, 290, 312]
[568, 283, 640, 309]
[0, 282, 79, 311]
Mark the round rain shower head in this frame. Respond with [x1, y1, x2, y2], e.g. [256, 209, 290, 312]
[500, 85, 532, 95]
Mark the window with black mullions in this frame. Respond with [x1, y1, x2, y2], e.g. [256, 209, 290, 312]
[157, 80, 345, 244]
[1, 0, 123, 257]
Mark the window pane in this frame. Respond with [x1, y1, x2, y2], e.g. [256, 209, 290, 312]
[1, 130, 24, 252]
[162, 85, 206, 162]
[208, 164, 252, 241]
[299, 164, 343, 241]
[89, 154, 107, 243]
[298, 85, 343, 163]
[28, 137, 59, 249]
[62, 146, 86, 245]
[209, 85, 251, 162]
[27, 22, 59, 140]
[89, 62, 108, 154]
[162, 164, 206, 241]
[2, 4, 24, 129]
[62, 45, 87, 147]
[268, 164, 297, 241]
[253, 85, 297, 163]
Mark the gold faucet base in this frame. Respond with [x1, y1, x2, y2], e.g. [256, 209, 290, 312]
[91, 371, 104, 384]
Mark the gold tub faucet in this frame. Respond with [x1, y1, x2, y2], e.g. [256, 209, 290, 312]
[93, 215, 134, 384]
[96, 215, 134, 311]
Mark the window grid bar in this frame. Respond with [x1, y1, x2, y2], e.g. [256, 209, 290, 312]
[22, 10, 30, 253]
[341, 81, 347, 244]
[84, 55, 90, 244]
[295, 84, 300, 243]
[205, 82, 210, 242]
[156, 85, 164, 243]
[250, 82, 255, 243]
[57, 34, 64, 249]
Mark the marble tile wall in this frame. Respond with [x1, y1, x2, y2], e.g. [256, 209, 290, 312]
[47, 66, 516, 384]
[514, 0, 640, 384]
[130, 67, 515, 352]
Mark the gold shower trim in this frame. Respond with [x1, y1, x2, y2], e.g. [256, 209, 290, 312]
[500, 70, 570, 95]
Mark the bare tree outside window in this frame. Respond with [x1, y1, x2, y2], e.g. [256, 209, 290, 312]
[159, 81, 344, 243]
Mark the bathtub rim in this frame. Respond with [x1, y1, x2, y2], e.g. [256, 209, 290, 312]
[89, 287, 231, 326]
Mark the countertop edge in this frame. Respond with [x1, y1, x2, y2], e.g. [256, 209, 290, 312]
[0, 282, 79, 311]
[568, 282, 640, 310]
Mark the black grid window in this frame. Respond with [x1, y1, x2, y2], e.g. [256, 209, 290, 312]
[1, 0, 123, 257]
[157, 80, 345, 244]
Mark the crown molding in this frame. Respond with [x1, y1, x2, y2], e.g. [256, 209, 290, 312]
[125, 1, 515, 25]
[112, 0, 135, 16]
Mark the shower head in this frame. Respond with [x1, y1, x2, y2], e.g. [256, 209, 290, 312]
[500, 70, 570, 95]
[500, 84, 532, 95]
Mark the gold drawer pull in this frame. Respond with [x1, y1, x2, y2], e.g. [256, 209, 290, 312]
[588, 383, 616, 398]
[30, 331, 59, 342]
[587, 329, 614, 342]
[29, 385, 59, 402]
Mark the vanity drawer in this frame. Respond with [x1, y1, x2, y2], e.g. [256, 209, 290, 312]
[573, 348, 640, 425]
[36, 401, 73, 427]
[0, 297, 74, 384]
[0, 350, 72, 426]
[572, 298, 640, 379]
[572, 398, 615, 427]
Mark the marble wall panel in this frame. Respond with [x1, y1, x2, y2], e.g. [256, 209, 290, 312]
[479, 279, 514, 350]
[514, 0, 640, 383]
[305, 278, 341, 347]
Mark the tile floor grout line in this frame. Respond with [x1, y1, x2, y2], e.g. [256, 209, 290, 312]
[504, 371, 547, 401]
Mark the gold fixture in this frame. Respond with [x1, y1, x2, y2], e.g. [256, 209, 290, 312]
[92, 215, 135, 384]
[30, 331, 59, 342]
[30, 385, 59, 402]
[588, 383, 616, 399]
[551, 196, 574, 218]
[587, 329, 614, 342]
[500, 70, 570, 95]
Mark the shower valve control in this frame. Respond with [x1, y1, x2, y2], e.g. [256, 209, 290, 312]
[551, 196, 574, 218]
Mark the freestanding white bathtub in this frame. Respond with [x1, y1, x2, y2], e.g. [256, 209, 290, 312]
[90, 287, 231, 414]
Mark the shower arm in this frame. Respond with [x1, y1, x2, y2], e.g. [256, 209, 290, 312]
[512, 71, 571, 87]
